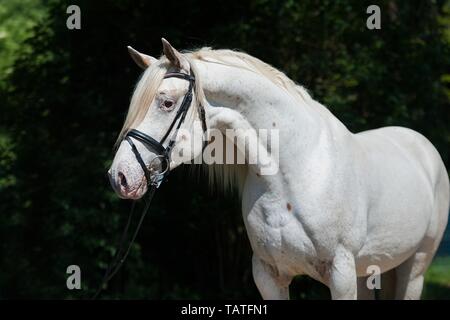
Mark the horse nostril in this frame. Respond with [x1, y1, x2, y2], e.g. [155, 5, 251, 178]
[118, 172, 128, 189]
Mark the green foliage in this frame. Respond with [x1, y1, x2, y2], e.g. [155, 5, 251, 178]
[423, 256, 450, 299]
[0, 0, 448, 299]
[0, 0, 46, 81]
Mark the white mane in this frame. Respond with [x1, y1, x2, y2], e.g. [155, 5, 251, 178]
[188, 48, 312, 103]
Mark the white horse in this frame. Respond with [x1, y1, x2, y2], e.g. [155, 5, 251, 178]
[109, 39, 449, 300]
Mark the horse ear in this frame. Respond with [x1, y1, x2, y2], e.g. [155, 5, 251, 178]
[127, 46, 157, 69]
[161, 38, 189, 71]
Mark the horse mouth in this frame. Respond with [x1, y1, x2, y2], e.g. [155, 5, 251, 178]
[126, 177, 147, 199]
[109, 168, 148, 200]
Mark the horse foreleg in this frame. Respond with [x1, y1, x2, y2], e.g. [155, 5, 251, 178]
[329, 246, 357, 300]
[395, 250, 430, 300]
[252, 255, 291, 300]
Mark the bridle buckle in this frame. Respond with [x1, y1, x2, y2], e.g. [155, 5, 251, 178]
[147, 155, 170, 188]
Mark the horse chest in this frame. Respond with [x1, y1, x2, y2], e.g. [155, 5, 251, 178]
[244, 204, 318, 271]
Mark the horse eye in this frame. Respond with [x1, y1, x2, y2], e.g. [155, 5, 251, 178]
[162, 100, 174, 110]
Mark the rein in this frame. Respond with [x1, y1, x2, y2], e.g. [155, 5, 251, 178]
[92, 186, 156, 299]
[93, 71, 206, 299]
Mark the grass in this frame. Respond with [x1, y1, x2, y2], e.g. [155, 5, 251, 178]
[423, 256, 450, 299]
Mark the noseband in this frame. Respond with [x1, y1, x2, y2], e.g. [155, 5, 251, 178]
[124, 71, 206, 188]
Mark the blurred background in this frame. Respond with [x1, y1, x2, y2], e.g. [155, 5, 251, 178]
[0, 0, 449, 299]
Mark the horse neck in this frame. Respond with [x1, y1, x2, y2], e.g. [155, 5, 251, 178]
[197, 58, 349, 153]
[200, 60, 325, 129]
[192, 60, 312, 191]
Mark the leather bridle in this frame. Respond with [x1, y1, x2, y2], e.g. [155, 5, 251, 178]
[93, 70, 207, 299]
[124, 71, 207, 188]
